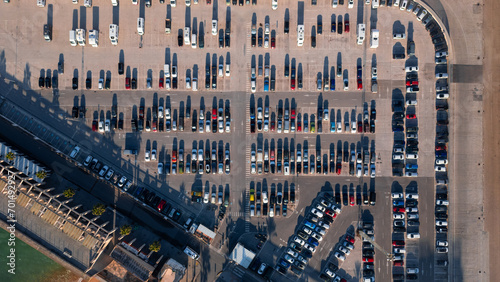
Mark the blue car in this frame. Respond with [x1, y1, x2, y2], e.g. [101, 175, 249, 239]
[304, 220, 316, 229]
[330, 121, 336, 132]
[436, 151, 447, 158]
[406, 164, 418, 170]
[393, 199, 404, 207]
[307, 237, 319, 247]
[134, 186, 144, 197]
[330, 78, 335, 91]
[279, 259, 291, 269]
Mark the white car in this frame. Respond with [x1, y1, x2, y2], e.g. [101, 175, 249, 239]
[104, 119, 110, 132]
[145, 150, 151, 161]
[436, 73, 449, 79]
[272, 0, 278, 10]
[393, 247, 406, 253]
[211, 20, 217, 35]
[98, 78, 104, 89]
[315, 227, 326, 236]
[302, 226, 312, 235]
[337, 121, 342, 132]
[158, 106, 164, 118]
[391, 193, 403, 199]
[406, 207, 418, 213]
[436, 220, 448, 226]
[435, 165, 447, 172]
[332, 0, 338, 8]
[204, 191, 209, 203]
[225, 121, 231, 133]
[205, 120, 211, 132]
[339, 245, 351, 255]
[407, 233, 420, 239]
[284, 254, 294, 264]
[435, 58, 447, 65]
[405, 66, 419, 72]
[436, 200, 449, 206]
[393, 213, 405, 219]
[437, 240, 449, 247]
[151, 149, 157, 161]
[406, 193, 418, 200]
[325, 269, 336, 278]
[407, 213, 419, 219]
[218, 120, 224, 133]
[436, 159, 448, 165]
[211, 192, 216, 203]
[417, 9, 428, 21]
[435, 51, 449, 58]
[437, 93, 450, 99]
[393, 33, 406, 39]
[311, 232, 323, 242]
[317, 221, 330, 229]
[351, 121, 356, 133]
[405, 171, 418, 177]
[348, 0, 354, 8]
[315, 204, 326, 212]
[343, 241, 354, 250]
[304, 243, 316, 253]
[257, 263, 267, 275]
[407, 268, 419, 274]
[293, 236, 305, 246]
[334, 251, 346, 261]
[286, 248, 298, 257]
[310, 208, 324, 218]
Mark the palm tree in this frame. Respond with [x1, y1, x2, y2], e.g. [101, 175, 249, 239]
[35, 170, 48, 179]
[63, 188, 75, 198]
[92, 203, 106, 216]
[149, 241, 161, 253]
[5, 152, 15, 161]
[119, 224, 132, 239]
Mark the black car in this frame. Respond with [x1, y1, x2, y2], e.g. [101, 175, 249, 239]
[406, 200, 418, 207]
[58, 61, 64, 74]
[338, 21, 343, 34]
[72, 77, 78, 90]
[86, 78, 91, 89]
[311, 35, 316, 48]
[52, 76, 58, 89]
[251, 33, 256, 47]
[39, 76, 45, 88]
[72, 107, 78, 118]
[118, 119, 124, 130]
[177, 34, 183, 46]
[79, 106, 85, 118]
[284, 19, 289, 34]
[45, 76, 51, 88]
[105, 78, 111, 89]
[131, 78, 137, 89]
[317, 19, 322, 34]
[118, 62, 124, 75]
[219, 33, 224, 48]
[393, 53, 406, 59]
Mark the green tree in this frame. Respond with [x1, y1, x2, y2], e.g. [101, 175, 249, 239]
[120, 225, 132, 237]
[92, 203, 106, 216]
[5, 152, 15, 161]
[63, 188, 75, 198]
[35, 170, 48, 179]
[149, 241, 161, 253]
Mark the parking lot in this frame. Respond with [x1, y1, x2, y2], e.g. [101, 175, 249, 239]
[0, 0, 462, 281]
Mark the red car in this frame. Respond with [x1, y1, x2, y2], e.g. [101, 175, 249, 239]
[392, 240, 405, 246]
[297, 121, 302, 132]
[357, 79, 362, 90]
[159, 77, 164, 88]
[157, 200, 166, 212]
[349, 195, 355, 206]
[92, 120, 98, 132]
[152, 120, 157, 132]
[271, 36, 276, 49]
[436, 144, 447, 151]
[357, 121, 363, 133]
[325, 209, 337, 218]
[406, 114, 416, 119]
[206, 0, 211, 3]
[345, 234, 355, 244]
[212, 108, 217, 120]
[125, 77, 131, 89]
[362, 257, 374, 263]
[393, 261, 404, 267]
[345, 20, 350, 32]
[271, 120, 276, 131]
[270, 150, 275, 161]
[291, 109, 296, 120]
[291, 78, 296, 90]
[336, 162, 342, 175]
[394, 207, 405, 213]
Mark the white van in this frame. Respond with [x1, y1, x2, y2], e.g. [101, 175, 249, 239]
[212, 20, 218, 35]
[191, 34, 197, 48]
[37, 0, 46, 7]
[137, 18, 144, 35]
[109, 24, 119, 45]
[192, 78, 198, 91]
[184, 27, 191, 45]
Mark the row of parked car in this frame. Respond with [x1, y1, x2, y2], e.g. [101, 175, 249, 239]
[251, 104, 376, 134]
[249, 182, 295, 217]
[249, 140, 376, 177]
[83, 154, 133, 190]
[360, 221, 376, 282]
[277, 195, 342, 277]
[391, 191, 420, 280]
[156, 142, 231, 175]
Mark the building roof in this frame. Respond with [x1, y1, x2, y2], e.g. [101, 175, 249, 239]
[228, 243, 255, 269]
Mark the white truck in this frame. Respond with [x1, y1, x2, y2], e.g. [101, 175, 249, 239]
[297, 25, 305, 46]
[370, 29, 379, 48]
[76, 29, 86, 46]
[69, 30, 77, 46]
[109, 24, 119, 45]
[89, 30, 98, 47]
[357, 24, 366, 45]
[137, 18, 144, 35]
